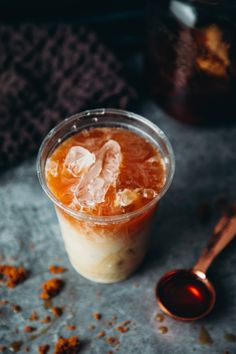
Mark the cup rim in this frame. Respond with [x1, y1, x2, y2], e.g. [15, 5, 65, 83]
[37, 108, 175, 224]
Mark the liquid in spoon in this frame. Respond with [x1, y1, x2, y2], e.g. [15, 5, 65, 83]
[156, 270, 214, 319]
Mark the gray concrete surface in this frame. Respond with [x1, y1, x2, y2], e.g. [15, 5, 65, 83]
[0, 101, 236, 353]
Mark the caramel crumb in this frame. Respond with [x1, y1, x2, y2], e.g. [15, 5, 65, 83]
[155, 313, 164, 322]
[38, 344, 50, 354]
[104, 320, 114, 328]
[106, 336, 120, 346]
[224, 332, 236, 342]
[0, 264, 27, 288]
[116, 320, 131, 333]
[51, 306, 64, 317]
[66, 325, 76, 331]
[41, 315, 51, 324]
[0, 300, 9, 305]
[97, 330, 106, 338]
[159, 326, 168, 334]
[29, 311, 39, 321]
[40, 278, 64, 300]
[198, 326, 213, 345]
[53, 336, 80, 354]
[49, 265, 67, 274]
[92, 312, 102, 321]
[116, 326, 129, 333]
[0, 345, 6, 353]
[9, 341, 23, 352]
[11, 304, 22, 313]
[24, 326, 36, 333]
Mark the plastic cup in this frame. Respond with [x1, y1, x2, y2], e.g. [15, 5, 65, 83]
[37, 108, 175, 283]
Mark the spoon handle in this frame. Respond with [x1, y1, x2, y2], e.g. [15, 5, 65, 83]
[193, 214, 236, 274]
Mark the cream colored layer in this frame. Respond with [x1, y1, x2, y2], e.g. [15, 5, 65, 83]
[56, 209, 151, 283]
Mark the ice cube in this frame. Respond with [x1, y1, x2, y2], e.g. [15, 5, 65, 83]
[142, 188, 158, 199]
[75, 140, 122, 207]
[64, 146, 95, 177]
[115, 188, 158, 207]
[115, 189, 139, 207]
[45, 159, 58, 177]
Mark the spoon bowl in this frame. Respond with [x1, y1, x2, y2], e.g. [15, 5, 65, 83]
[156, 269, 216, 321]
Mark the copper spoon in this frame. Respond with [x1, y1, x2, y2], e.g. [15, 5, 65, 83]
[156, 213, 236, 321]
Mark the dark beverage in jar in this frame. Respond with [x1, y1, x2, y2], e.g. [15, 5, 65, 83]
[147, 0, 236, 125]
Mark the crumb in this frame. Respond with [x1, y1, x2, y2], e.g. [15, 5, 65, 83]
[106, 336, 120, 346]
[92, 312, 102, 321]
[11, 304, 22, 313]
[41, 315, 51, 324]
[116, 320, 130, 333]
[24, 347, 30, 352]
[66, 325, 76, 331]
[116, 326, 129, 333]
[0, 345, 6, 353]
[0, 300, 9, 305]
[51, 306, 64, 317]
[0, 264, 27, 288]
[155, 313, 164, 322]
[49, 265, 67, 274]
[107, 352, 113, 354]
[97, 330, 106, 338]
[88, 324, 96, 331]
[104, 320, 114, 328]
[24, 326, 36, 333]
[224, 332, 236, 342]
[29, 311, 39, 321]
[40, 278, 64, 300]
[38, 344, 50, 354]
[53, 336, 80, 354]
[159, 326, 168, 334]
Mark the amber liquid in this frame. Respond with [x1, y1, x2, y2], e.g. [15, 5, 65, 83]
[46, 127, 166, 216]
[157, 270, 213, 318]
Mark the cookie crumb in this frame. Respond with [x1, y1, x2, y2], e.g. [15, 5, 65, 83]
[11, 304, 22, 313]
[24, 326, 36, 333]
[38, 344, 50, 354]
[0, 345, 6, 353]
[0, 264, 27, 288]
[155, 313, 164, 322]
[92, 312, 102, 321]
[40, 278, 64, 300]
[0, 300, 9, 305]
[41, 315, 51, 324]
[97, 330, 106, 338]
[49, 265, 67, 274]
[106, 336, 120, 346]
[116, 320, 130, 333]
[53, 336, 80, 354]
[51, 306, 64, 317]
[29, 311, 39, 321]
[66, 325, 76, 331]
[159, 326, 168, 334]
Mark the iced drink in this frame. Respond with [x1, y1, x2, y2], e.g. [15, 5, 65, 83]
[37, 109, 174, 283]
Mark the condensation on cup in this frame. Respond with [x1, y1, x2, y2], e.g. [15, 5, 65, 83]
[37, 109, 175, 283]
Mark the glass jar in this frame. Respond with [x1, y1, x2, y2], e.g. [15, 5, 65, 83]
[147, 0, 236, 125]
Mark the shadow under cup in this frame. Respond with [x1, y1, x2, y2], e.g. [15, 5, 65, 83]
[37, 108, 175, 283]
